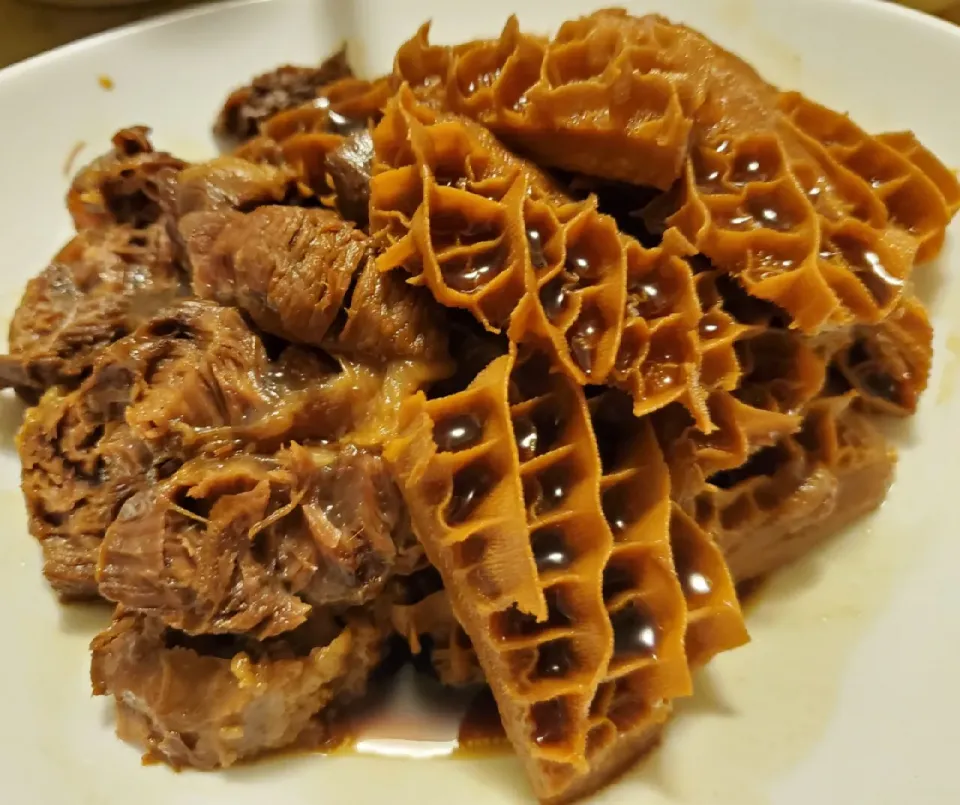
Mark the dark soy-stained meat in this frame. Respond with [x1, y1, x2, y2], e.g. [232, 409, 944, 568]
[91, 608, 384, 769]
[98, 443, 420, 638]
[67, 127, 187, 231]
[326, 128, 374, 226]
[17, 300, 386, 599]
[0, 224, 187, 398]
[182, 206, 368, 347]
[214, 49, 353, 148]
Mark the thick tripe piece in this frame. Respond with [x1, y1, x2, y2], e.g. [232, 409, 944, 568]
[694, 395, 896, 583]
[68, 127, 187, 231]
[394, 12, 701, 190]
[371, 89, 713, 426]
[0, 223, 185, 398]
[386, 351, 619, 801]
[833, 295, 933, 416]
[657, 390, 804, 506]
[91, 608, 383, 769]
[555, 393, 687, 805]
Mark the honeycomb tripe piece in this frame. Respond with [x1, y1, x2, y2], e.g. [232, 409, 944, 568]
[371, 88, 629, 386]
[665, 119, 921, 333]
[735, 327, 828, 416]
[405, 11, 703, 190]
[657, 390, 804, 506]
[668, 505, 748, 666]
[834, 295, 933, 416]
[778, 92, 955, 264]
[692, 268, 756, 393]
[563, 392, 688, 801]
[627, 19, 946, 332]
[386, 349, 621, 801]
[372, 89, 715, 424]
[694, 394, 896, 584]
[608, 228, 710, 427]
[592, 390, 747, 666]
[876, 130, 960, 218]
[371, 88, 551, 331]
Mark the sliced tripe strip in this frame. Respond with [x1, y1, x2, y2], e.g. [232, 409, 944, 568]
[386, 350, 617, 801]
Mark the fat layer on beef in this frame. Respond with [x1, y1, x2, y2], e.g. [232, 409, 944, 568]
[98, 443, 421, 639]
[18, 300, 388, 599]
[0, 224, 187, 398]
[68, 127, 187, 231]
[214, 49, 353, 148]
[91, 607, 383, 769]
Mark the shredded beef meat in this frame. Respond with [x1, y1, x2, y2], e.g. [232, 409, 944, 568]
[67, 127, 187, 231]
[18, 300, 390, 599]
[91, 608, 383, 769]
[214, 49, 353, 147]
[326, 128, 374, 227]
[0, 224, 187, 398]
[98, 443, 420, 638]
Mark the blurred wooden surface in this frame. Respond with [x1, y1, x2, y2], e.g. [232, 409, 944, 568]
[0, 0, 958, 69]
[0, 0, 197, 68]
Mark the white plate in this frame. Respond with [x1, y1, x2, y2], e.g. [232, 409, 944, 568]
[2, 0, 959, 803]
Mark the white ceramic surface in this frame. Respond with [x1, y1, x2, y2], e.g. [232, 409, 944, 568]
[1, 1, 959, 803]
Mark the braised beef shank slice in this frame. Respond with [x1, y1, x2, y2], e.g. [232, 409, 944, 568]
[18, 300, 381, 599]
[68, 127, 187, 231]
[98, 443, 419, 638]
[0, 224, 187, 397]
[91, 608, 383, 769]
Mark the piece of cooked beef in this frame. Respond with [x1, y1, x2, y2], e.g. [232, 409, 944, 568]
[156, 156, 306, 269]
[91, 607, 383, 769]
[182, 206, 367, 348]
[98, 443, 420, 638]
[161, 156, 302, 219]
[0, 224, 187, 398]
[181, 205, 451, 368]
[335, 257, 451, 366]
[326, 128, 374, 227]
[214, 49, 353, 148]
[18, 300, 389, 599]
[67, 127, 187, 231]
